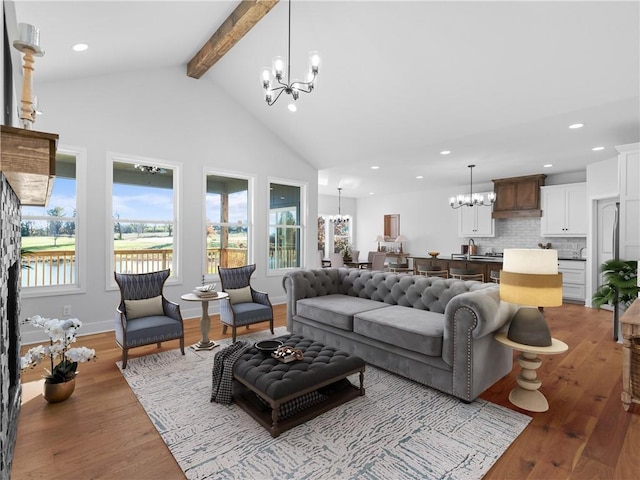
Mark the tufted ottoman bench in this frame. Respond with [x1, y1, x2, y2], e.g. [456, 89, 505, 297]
[232, 334, 365, 437]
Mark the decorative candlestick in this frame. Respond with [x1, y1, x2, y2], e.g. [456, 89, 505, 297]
[13, 23, 44, 129]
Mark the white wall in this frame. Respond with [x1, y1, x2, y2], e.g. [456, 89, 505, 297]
[355, 183, 467, 259]
[20, 67, 318, 342]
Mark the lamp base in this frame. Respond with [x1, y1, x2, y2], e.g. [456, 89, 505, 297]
[507, 307, 552, 347]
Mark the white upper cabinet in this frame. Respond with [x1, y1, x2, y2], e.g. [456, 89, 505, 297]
[540, 183, 587, 236]
[459, 196, 495, 237]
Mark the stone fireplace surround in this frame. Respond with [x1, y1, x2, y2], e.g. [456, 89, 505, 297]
[0, 173, 22, 477]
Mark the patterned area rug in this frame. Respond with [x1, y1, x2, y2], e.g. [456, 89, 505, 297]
[118, 327, 530, 480]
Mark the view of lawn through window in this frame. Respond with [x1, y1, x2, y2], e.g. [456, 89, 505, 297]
[21, 154, 77, 287]
[206, 174, 249, 274]
[269, 183, 302, 269]
[112, 161, 176, 275]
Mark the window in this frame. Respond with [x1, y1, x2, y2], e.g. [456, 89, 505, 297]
[21, 147, 86, 294]
[205, 173, 251, 276]
[109, 156, 179, 279]
[269, 182, 305, 270]
[317, 214, 352, 258]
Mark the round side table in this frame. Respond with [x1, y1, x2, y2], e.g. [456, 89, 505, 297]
[181, 292, 229, 351]
[494, 332, 568, 412]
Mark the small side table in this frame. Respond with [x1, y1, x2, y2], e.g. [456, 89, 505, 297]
[181, 292, 229, 351]
[494, 332, 568, 412]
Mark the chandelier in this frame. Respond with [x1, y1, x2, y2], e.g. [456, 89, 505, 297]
[333, 188, 349, 226]
[260, 0, 320, 110]
[449, 164, 496, 209]
[134, 164, 165, 174]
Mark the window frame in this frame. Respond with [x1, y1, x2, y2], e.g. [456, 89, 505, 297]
[267, 178, 307, 276]
[106, 152, 182, 290]
[20, 145, 87, 298]
[202, 168, 254, 282]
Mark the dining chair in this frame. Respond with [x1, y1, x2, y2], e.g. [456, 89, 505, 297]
[371, 252, 386, 271]
[329, 253, 345, 267]
[114, 269, 185, 369]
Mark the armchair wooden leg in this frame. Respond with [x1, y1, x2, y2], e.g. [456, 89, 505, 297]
[270, 319, 274, 335]
[222, 325, 228, 334]
[122, 349, 129, 369]
[179, 337, 185, 355]
[232, 327, 237, 343]
[157, 342, 161, 348]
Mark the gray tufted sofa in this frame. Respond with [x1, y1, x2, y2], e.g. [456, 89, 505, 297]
[282, 268, 518, 402]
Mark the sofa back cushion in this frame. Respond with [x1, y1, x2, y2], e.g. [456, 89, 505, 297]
[338, 270, 494, 312]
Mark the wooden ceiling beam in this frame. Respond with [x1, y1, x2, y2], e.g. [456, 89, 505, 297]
[187, 0, 279, 79]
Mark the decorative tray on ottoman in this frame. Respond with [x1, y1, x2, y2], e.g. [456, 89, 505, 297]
[271, 346, 304, 363]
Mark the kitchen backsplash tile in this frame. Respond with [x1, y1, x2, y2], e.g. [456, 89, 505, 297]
[463, 218, 586, 258]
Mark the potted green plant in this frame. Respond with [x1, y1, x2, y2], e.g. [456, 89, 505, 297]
[592, 259, 639, 310]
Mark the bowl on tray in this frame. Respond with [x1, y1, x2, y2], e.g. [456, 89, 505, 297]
[254, 340, 283, 353]
[428, 251, 440, 258]
[193, 283, 217, 297]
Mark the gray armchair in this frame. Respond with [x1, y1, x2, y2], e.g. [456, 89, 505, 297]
[114, 269, 184, 368]
[218, 264, 274, 342]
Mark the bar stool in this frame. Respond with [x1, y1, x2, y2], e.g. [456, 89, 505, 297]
[450, 268, 484, 282]
[417, 265, 449, 278]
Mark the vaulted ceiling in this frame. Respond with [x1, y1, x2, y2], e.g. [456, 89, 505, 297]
[8, 1, 640, 198]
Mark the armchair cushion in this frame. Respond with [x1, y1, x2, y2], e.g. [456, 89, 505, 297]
[124, 295, 164, 319]
[226, 286, 253, 304]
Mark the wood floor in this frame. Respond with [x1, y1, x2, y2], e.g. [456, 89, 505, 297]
[12, 303, 638, 479]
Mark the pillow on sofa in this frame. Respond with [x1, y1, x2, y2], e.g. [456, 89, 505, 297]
[226, 286, 253, 304]
[124, 295, 164, 319]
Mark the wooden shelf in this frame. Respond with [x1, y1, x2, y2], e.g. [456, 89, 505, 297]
[1, 125, 58, 206]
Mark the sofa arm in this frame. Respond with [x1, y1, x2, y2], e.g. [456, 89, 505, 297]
[441, 286, 517, 401]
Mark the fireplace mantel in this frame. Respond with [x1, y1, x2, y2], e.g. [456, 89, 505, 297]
[0, 125, 58, 206]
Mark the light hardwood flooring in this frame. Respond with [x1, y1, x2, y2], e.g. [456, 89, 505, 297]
[12, 303, 638, 479]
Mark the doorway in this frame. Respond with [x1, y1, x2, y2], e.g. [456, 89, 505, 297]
[594, 197, 619, 312]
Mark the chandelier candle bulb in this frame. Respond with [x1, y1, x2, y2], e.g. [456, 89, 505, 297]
[272, 56, 285, 79]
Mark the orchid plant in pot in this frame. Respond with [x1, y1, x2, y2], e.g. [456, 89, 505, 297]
[20, 315, 96, 402]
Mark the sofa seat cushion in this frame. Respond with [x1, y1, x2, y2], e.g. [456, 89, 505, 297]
[296, 294, 390, 331]
[353, 305, 445, 357]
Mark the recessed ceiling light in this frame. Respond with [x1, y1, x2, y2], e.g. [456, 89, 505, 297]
[287, 103, 297, 112]
[543, 164, 553, 168]
[416, 175, 423, 179]
[569, 123, 584, 129]
[592, 146, 605, 151]
[72, 43, 88, 52]
[369, 192, 375, 195]
[440, 150, 451, 155]
[371, 166, 380, 170]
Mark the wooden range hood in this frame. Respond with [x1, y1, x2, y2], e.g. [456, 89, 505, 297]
[491, 174, 546, 219]
[1, 125, 58, 206]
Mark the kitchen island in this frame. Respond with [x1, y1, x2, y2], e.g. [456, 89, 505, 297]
[411, 255, 503, 282]
[410, 254, 587, 303]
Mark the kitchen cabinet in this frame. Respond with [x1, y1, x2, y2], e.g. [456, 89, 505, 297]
[558, 260, 586, 302]
[540, 183, 587, 236]
[459, 198, 495, 237]
[492, 174, 546, 218]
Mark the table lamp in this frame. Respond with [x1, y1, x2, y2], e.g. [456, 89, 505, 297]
[375, 235, 384, 252]
[395, 235, 408, 254]
[500, 249, 563, 347]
